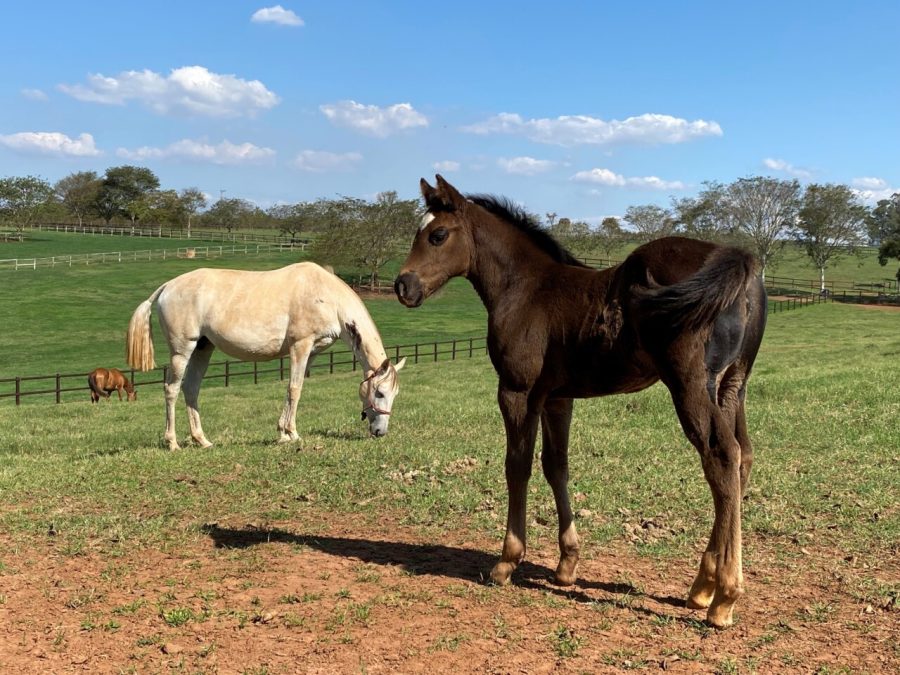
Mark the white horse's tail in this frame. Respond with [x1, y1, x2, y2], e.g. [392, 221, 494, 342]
[126, 284, 166, 372]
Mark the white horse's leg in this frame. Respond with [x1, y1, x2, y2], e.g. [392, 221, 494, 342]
[278, 338, 313, 443]
[164, 353, 190, 450]
[183, 341, 215, 448]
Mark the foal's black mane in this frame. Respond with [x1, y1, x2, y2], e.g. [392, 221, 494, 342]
[467, 194, 587, 267]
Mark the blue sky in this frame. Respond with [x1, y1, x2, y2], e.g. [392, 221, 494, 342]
[1, 1, 898, 222]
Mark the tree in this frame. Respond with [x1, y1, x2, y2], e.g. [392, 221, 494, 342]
[594, 216, 623, 258]
[794, 184, 868, 292]
[179, 188, 207, 237]
[548, 217, 591, 256]
[869, 193, 900, 286]
[268, 202, 317, 241]
[0, 175, 54, 232]
[146, 190, 186, 227]
[725, 176, 800, 282]
[203, 197, 257, 232]
[311, 192, 420, 289]
[671, 181, 735, 242]
[54, 171, 101, 225]
[623, 204, 676, 242]
[545, 212, 558, 228]
[94, 165, 160, 225]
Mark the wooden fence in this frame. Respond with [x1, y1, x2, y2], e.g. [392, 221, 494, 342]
[0, 337, 488, 406]
[0, 242, 305, 271]
[24, 222, 304, 246]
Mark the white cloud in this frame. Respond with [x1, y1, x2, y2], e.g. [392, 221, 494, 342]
[293, 149, 363, 172]
[851, 177, 898, 203]
[21, 88, 49, 102]
[59, 65, 279, 118]
[0, 131, 100, 157]
[319, 100, 428, 137]
[497, 156, 558, 175]
[433, 160, 460, 172]
[572, 168, 686, 190]
[463, 112, 722, 146]
[251, 5, 304, 26]
[762, 157, 812, 179]
[116, 139, 275, 165]
[852, 176, 887, 190]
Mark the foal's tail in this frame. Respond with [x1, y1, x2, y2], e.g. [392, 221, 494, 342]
[126, 284, 166, 372]
[638, 246, 759, 332]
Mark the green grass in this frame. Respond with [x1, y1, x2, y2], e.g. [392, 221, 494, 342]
[0, 247, 487, 379]
[0, 304, 897, 571]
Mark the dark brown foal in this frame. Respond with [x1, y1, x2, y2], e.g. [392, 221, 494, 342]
[395, 175, 766, 628]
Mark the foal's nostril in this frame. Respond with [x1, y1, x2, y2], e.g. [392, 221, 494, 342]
[394, 277, 407, 299]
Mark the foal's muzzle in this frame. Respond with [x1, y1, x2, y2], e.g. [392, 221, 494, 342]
[394, 272, 424, 308]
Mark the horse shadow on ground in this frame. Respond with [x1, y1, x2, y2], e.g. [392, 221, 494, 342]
[200, 524, 685, 619]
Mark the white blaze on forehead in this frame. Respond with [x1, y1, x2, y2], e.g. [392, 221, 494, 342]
[419, 211, 436, 231]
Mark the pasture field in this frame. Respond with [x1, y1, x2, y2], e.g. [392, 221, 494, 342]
[0, 246, 486, 380]
[0, 303, 897, 672]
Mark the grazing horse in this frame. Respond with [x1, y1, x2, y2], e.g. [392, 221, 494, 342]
[395, 176, 767, 628]
[126, 262, 406, 450]
[88, 367, 137, 402]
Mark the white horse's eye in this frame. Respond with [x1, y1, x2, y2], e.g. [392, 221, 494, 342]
[375, 390, 384, 399]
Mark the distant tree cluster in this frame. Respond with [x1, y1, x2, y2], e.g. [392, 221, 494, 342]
[548, 176, 891, 290]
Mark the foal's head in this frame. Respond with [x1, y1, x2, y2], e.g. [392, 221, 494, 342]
[359, 357, 407, 437]
[124, 379, 137, 402]
[395, 175, 475, 307]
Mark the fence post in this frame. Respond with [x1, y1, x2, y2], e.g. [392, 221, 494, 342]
[56, 373, 61, 404]
[16, 377, 21, 405]
[434, 342, 438, 362]
[225, 361, 230, 387]
[329, 351, 334, 375]
[452, 339, 457, 360]
[469, 338, 473, 357]
[253, 361, 258, 385]
[279, 356, 285, 380]
[395, 345, 400, 363]
[352, 353, 357, 371]
[414, 343, 419, 364]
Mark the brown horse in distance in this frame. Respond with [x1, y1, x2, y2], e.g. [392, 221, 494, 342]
[88, 367, 136, 403]
[395, 176, 767, 628]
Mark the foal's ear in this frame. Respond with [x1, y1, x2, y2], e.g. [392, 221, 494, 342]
[394, 356, 407, 372]
[435, 174, 467, 210]
[421, 174, 466, 211]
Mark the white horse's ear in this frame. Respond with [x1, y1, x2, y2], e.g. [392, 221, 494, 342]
[394, 357, 407, 371]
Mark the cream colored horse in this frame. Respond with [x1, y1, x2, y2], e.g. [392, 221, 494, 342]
[126, 262, 406, 450]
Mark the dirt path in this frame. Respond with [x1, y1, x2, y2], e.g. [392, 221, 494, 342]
[1, 514, 896, 673]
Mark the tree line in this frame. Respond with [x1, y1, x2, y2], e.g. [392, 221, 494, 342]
[547, 177, 900, 291]
[2, 168, 899, 290]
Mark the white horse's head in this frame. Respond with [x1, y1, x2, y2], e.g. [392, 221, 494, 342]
[359, 357, 407, 437]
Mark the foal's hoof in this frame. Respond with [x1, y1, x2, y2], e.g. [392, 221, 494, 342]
[489, 562, 515, 586]
[553, 558, 578, 586]
[705, 606, 735, 629]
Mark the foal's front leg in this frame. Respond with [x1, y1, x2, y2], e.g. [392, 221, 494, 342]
[490, 387, 541, 585]
[541, 398, 579, 585]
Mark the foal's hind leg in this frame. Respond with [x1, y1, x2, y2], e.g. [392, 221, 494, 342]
[540, 398, 580, 586]
[182, 341, 215, 448]
[668, 367, 745, 628]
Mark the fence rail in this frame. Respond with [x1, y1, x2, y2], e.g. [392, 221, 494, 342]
[0, 337, 488, 406]
[0, 242, 305, 271]
[24, 222, 305, 246]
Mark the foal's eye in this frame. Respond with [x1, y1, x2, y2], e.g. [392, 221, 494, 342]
[428, 227, 448, 246]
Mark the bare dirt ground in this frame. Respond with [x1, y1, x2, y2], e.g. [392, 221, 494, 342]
[1, 512, 896, 674]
